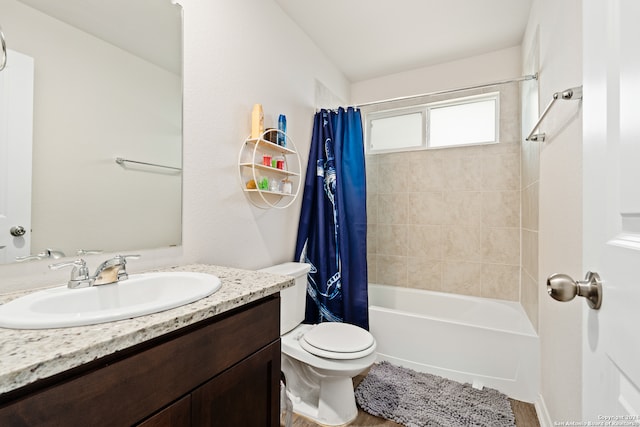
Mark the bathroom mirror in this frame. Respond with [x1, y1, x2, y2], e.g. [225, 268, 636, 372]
[0, 0, 183, 264]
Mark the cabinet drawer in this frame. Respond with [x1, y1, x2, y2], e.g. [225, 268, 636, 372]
[0, 296, 280, 426]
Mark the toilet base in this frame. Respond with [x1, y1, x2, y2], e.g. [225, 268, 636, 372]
[286, 375, 358, 426]
[282, 355, 361, 426]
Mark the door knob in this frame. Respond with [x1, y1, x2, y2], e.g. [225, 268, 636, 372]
[10, 226, 26, 237]
[547, 271, 602, 310]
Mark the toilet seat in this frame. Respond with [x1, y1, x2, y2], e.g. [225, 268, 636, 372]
[300, 322, 376, 360]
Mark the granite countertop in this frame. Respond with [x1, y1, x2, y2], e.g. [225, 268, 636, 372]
[0, 264, 293, 396]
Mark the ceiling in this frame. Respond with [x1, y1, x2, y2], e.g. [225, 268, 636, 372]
[17, 0, 182, 74]
[16, 0, 531, 83]
[275, 0, 533, 82]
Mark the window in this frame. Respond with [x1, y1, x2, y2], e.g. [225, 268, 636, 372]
[367, 107, 424, 152]
[365, 92, 500, 153]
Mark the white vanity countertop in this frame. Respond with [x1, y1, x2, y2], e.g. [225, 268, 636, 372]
[0, 264, 293, 395]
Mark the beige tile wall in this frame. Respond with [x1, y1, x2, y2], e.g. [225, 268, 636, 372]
[520, 136, 540, 328]
[520, 42, 540, 331]
[366, 83, 522, 301]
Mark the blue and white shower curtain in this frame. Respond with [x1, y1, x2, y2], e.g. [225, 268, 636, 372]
[294, 107, 369, 330]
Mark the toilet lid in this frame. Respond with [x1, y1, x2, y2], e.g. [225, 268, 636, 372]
[300, 322, 376, 360]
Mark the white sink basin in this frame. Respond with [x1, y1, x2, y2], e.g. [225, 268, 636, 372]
[0, 272, 221, 329]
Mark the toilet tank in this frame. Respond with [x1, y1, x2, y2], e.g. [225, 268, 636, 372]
[259, 262, 310, 335]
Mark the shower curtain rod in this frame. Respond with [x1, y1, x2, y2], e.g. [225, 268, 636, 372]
[355, 73, 538, 108]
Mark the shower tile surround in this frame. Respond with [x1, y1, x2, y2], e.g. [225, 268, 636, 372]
[520, 130, 540, 329]
[519, 41, 540, 331]
[366, 83, 522, 301]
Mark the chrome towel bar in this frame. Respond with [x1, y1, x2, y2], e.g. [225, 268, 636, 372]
[115, 157, 182, 172]
[526, 86, 583, 142]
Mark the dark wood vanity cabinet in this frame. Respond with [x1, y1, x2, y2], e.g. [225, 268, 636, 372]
[138, 395, 192, 426]
[0, 295, 281, 427]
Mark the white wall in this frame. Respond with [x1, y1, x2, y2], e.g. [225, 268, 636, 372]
[0, 0, 349, 290]
[178, 0, 349, 269]
[523, 0, 584, 424]
[351, 46, 522, 104]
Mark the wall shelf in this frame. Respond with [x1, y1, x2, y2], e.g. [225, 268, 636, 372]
[239, 162, 300, 178]
[243, 189, 296, 197]
[244, 138, 297, 155]
[237, 130, 301, 209]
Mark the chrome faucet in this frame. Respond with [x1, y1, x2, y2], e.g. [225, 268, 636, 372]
[93, 255, 140, 285]
[49, 255, 140, 289]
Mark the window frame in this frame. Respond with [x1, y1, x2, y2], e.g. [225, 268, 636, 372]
[365, 91, 501, 154]
[365, 105, 426, 154]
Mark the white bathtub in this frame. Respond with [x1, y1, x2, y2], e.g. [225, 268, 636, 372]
[368, 284, 539, 402]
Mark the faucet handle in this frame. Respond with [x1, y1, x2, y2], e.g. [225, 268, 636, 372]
[113, 254, 141, 281]
[49, 259, 92, 288]
[49, 258, 87, 272]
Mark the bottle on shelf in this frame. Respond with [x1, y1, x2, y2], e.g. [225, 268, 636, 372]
[258, 176, 269, 190]
[264, 128, 278, 144]
[251, 104, 264, 139]
[280, 178, 292, 194]
[269, 178, 279, 192]
[277, 114, 287, 147]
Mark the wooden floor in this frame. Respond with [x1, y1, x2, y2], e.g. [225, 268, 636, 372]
[286, 399, 539, 426]
[282, 373, 540, 427]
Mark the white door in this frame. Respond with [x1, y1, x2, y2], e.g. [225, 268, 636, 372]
[582, 0, 640, 421]
[0, 49, 34, 263]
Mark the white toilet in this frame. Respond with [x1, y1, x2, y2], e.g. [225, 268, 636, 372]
[260, 262, 377, 426]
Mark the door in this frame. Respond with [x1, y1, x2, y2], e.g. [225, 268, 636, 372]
[0, 49, 33, 263]
[582, 0, 640, 421]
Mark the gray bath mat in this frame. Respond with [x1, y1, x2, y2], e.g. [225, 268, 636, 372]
[355, 362, 515, 427]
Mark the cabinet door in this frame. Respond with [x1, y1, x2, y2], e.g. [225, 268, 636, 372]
[192, 340, 281, 427]
[137, 395, 191, 427]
